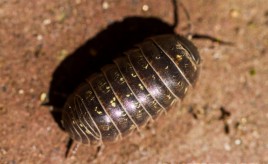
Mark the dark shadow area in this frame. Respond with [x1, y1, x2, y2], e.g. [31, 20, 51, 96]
[46, 0, 180, 155]
[47, 16, 176, 130]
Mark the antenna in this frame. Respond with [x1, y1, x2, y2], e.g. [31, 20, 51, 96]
[172, 0, 193, 38]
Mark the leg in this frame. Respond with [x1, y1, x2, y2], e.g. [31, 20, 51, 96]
[94, 144, 105, 159]
[191, 33, 234, 45]
[65, 138, 80, 158]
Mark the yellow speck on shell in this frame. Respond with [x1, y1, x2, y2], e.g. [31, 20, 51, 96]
[138, 83, 144, 90]
[176, 42, 183, 49]
[144, 64, 149, 69]
[110, 98, 116, 107]
[166, 94, 172, 99]
[111, 102, 116, 107]
[176, 54, 183, 62]
[131, 73, 137, 77]
[85, 129, 92, 135]
[95, 107, 103, 115]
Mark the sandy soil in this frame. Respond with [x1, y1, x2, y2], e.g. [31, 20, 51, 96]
[0, 0, 268, 163]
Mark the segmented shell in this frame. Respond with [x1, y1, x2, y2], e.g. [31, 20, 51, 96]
[62, 34, 200, 144]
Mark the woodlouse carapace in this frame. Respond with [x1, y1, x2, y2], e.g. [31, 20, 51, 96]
[61, 34, 200, 145]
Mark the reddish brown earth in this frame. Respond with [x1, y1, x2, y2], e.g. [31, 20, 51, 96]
[1, 0, 268, 163]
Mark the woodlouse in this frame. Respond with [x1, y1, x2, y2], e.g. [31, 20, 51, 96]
[61, 34, 200, 145]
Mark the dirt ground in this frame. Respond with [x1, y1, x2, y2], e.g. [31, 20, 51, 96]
[1, 0, 268, 163]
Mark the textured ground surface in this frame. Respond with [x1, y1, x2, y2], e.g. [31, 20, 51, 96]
[1, 0, 268, 163]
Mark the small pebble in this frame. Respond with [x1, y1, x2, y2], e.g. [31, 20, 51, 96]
[47, 126, 52, 132]
[18, 89, 24, 95]
[224, 143, 231, 151]
[102, 1, 109, 10]
[241, 117, 247, 124]
[40, 93, 47, 103]
[142, 4, 149, 12]
[43, 19, 52, 25]
[37, 34, 43, 41]
[0, 147, 7, 155]
[230, 9, 240, 18]
[234, 139, 242, 145]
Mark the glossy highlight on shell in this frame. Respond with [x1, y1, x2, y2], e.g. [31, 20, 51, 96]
[61, 34, 200, 144]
